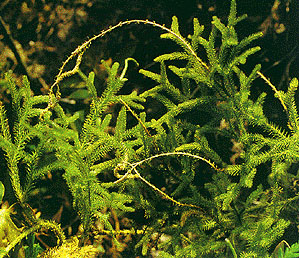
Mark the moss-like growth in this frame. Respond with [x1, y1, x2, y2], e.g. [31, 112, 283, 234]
[0, 0, 298, 257]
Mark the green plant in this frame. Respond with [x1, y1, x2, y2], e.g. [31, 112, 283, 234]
[0, 0, 298, 257]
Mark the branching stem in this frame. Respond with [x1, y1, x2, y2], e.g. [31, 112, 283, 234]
[113, 151, 223, 210]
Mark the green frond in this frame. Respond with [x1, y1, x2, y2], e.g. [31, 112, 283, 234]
[211, 16, 227, 39]
[168, 65, 209, 85]
[107, 192, 135, 212]
[0, 101, 11, 143]
[268, 161, 290, 185]
[180, 209, 202, 226]
[235, 14, 248, 25]
[239, 251, 258, 258]
[240, 168, 257, 188]
[170, 16, 181, 36]
[161, 62, 185, 102]
[216, 182, 240, 210]
[181, 77, 192, 97]
[119, 91, 146, 110]
[283, 242, 299, 258]
[226, 46, 261, 73]
[212, 16, 238, 47]
[78, 59, 138, 138]
[228, 0, 248, 26]
[115, 106, 127, 140]
[154, 94, 176, 111]
[86, 71, 97, 98]
[241, 217, 290, 250]
[175, 142, 202, 153]
[83, 139, 114, 164]
[5, 73, 21, 115]
[141, 61, 186, 103]
[90, 159, 118, 176]
[263, 121, 288, 138]
[238, 64, 261, 92]
[225, 165, 242, 176]
[202, 219, 217, 231]
[99, 63, 126, 100]
[154, 52, 189, 62]
[97, 113, 112, 130]
[234, 32, 263, 53]
[188, 18, 205, 52]
[160, 16, 188, 51]
[139, 69, 161, 83]
[156, 98, 203, 125]
[284, 78, 299, 130]
[198, 30, 219, 67]
[21, 75, 32, 102]
[244, 184, 263, 207]
[157, 251, 175, 258]
[228, 0, 237, 26]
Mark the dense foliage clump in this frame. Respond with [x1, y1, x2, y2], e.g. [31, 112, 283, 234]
[0, 0, 298, 257]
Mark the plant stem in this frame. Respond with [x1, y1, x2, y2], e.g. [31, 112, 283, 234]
[225, 238, 238, 258]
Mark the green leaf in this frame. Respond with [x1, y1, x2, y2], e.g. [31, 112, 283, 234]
[86, 71, 97, 98]
[0, 181, 4, 203]
[24, 233, 44, 258]
[283, 242, 299, 258]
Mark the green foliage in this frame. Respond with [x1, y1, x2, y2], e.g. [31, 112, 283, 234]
[0, 182, 4, 203]
[24, 234, 43, 258]
[282, 242, 299, 258]
[0, 0, 298, 257]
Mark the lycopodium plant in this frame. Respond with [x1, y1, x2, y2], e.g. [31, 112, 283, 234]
[0, 0, 298, 257]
